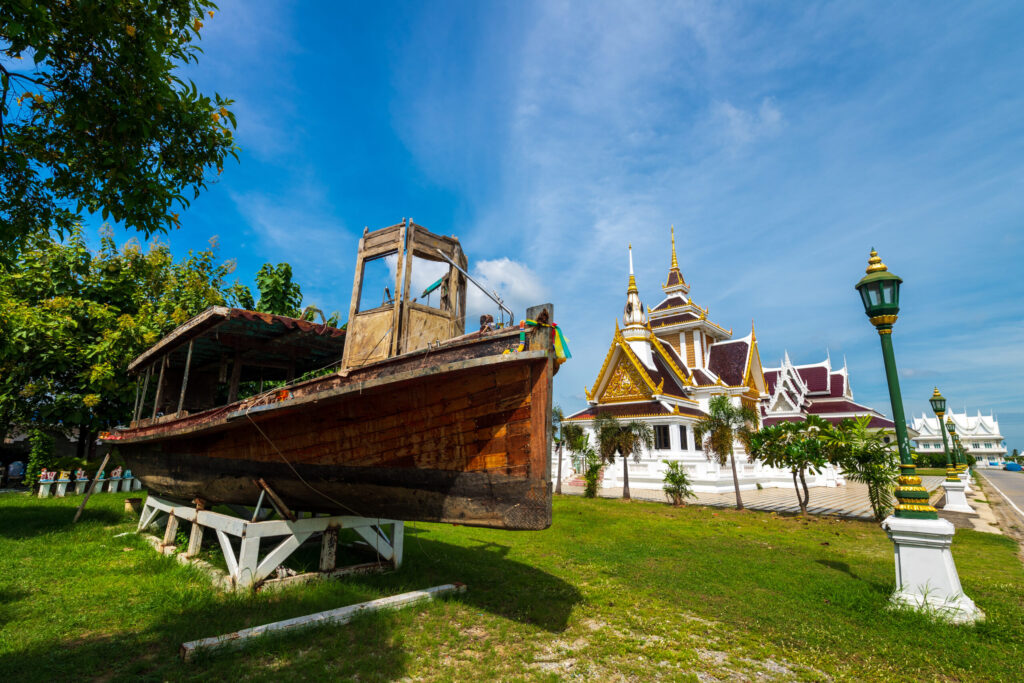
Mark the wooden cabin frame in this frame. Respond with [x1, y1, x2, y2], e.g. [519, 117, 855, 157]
[341, 219, 468, 371]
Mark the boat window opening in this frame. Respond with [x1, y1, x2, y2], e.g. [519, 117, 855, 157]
[357, 251, 399, 313]
[409, 255, 451, 310]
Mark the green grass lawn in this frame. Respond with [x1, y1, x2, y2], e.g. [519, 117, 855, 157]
[916, 468, 953, 477]
[1, 491, 1022, 681]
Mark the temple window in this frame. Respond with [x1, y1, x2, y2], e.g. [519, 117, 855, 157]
[678, 425, 689, 450]
[654, 425, 671, 450]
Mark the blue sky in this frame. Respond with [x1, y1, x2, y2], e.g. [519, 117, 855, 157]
[102, 1, 1024, 448]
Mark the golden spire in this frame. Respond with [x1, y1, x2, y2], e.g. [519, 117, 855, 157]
[865, 248, 888, 274]
[670, 225, 678, 270]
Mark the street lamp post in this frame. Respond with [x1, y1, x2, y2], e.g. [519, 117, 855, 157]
[947, 419, 971, 492]
[931, 389, 972, 513]
[855, 249, 981, 623]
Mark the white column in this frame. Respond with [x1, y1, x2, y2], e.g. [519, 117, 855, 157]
[882, 516, 982, 623]
[941, 480, 974, 514]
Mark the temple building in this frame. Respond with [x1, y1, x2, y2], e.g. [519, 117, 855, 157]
[761, 353, 895, 430]
[911, 410, 1007, 468]
[555, 229, 843, 493]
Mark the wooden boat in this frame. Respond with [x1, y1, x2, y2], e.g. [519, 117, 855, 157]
[104, 220, 564, 530]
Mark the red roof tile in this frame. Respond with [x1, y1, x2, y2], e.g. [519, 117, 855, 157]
[829, 373, 847, 397]
[692, 369, 716, 385]
[651, 310, 699, 324]
[707, 340, 748, 386]
[796, 366, 829, 393]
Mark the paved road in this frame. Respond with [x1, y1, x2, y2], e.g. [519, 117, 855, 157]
[977, 469, 1024, 523]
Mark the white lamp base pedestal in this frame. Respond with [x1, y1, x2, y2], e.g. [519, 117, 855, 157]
[882, 516, 983, 624]
[941, 480, 974, 514]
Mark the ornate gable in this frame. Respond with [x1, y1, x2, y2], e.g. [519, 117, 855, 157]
[600, 359, 652, 403]
[585, 325, 662, 402]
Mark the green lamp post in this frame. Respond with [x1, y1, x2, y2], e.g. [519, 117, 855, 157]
[953, 432, 968, 472]
[946, 417, 960, 468]
[855, 249, 937, 520]
[930, 388, 958, 482]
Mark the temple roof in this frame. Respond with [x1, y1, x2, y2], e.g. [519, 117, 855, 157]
[762, 352, 892, 429]
[566, 400, 704, 421]
[651, 295, 689, 312]
[911, 411, 1004, 439]
[707, 334, 752, 386]
[763, 414, 895, 429]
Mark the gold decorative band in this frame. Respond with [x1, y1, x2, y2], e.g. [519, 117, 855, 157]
[898, 476, 922, 486]
[894, 503, 937, 512]
[896, 486, 929, 493]
[870, 314, 898, 326]
[877, 329, 892, 335]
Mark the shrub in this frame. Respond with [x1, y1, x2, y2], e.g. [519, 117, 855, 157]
[24, 429, 56, 487]
[580, 447, 603, 498]
[662, 460, 696, 506]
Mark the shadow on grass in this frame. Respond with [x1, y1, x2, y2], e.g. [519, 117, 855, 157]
[0, 532, 581, 681]
[0, 503, 123, 540]
[816, 559, 889, 595]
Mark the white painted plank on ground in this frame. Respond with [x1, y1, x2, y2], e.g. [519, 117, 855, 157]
[179, 583, 467, 661]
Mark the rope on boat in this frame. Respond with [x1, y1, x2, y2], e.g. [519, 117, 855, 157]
[243, 409, 367, 520]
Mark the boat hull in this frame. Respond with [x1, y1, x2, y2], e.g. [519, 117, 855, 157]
[112, 329, 555, 530]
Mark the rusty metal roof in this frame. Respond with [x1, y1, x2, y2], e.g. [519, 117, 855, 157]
[127, 306, 346, 375]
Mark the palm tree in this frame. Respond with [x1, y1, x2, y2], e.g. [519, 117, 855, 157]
[694, 395, 759, 510]
[552, 405, 565, 494]
[825, 415, 898, 522]
[593, 412, 654, 501]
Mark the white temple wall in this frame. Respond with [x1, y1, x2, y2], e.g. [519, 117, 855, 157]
[552, 417, 845, 493]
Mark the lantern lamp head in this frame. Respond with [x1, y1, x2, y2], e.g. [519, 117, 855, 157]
[946, 418, 956, 436]
[855, 249, 902, 330]
[929, 387, 946, 416]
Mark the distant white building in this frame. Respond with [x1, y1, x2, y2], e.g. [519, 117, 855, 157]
[910, 410, 1007, 468]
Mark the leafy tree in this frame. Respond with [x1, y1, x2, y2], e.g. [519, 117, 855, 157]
[227, 262, 305, 317]
[694, 395, 758, 511]
[593, 412, 654, 501]
[255, 263, 303, 316]
[1, 1, 237, 253]
[0, 226, 233, 451]
[825, 416, 899, 522]
[748, 416, 832, 516]
[662, 460, 696, 507]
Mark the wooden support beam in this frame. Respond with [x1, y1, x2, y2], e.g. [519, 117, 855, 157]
[151, 356, 167, 420]
[319, 527, 338, 571]
[177, 340, 194, 415]
[179, 583, 466, 661]
[255, 478, 297, 522]
[227, 352, 242, 403]
[135, 366, 152, 424]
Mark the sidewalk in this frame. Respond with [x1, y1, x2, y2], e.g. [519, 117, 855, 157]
[560, 476, 945, 521]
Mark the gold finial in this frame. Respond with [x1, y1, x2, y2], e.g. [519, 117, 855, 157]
[670, 225, 678, 270]
[932, 387, 942, 398]
[865, 248, 888, 274]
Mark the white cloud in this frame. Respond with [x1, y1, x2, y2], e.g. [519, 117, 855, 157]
[711, 97, 784, 147]
[466, 258, 547, 326]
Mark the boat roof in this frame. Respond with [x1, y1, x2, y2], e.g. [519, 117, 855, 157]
[127, 306, 346, 375]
